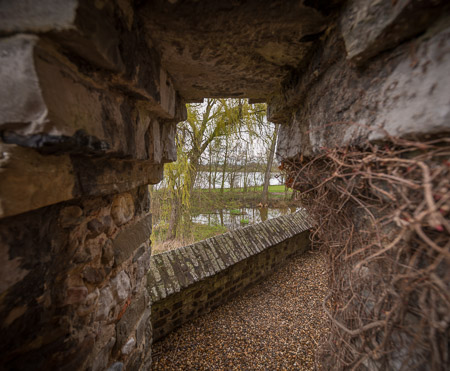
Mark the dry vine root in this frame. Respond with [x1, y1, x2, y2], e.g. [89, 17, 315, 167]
[281, 137, 450, 370]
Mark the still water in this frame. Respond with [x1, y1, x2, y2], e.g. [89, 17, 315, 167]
[194, 171, 284, 189]
[192, 206, 300, 230]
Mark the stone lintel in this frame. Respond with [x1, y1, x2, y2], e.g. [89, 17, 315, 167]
[0, 143, 164, 218]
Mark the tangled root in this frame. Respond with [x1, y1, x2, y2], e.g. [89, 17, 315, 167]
[282, 137, 450, 370]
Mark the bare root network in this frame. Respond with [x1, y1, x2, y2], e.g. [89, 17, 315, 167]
[282, 137, 450, 370]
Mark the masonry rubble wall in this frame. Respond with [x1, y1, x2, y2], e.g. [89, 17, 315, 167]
[0, 1, 186, 370]
[147, 211, 312, 341]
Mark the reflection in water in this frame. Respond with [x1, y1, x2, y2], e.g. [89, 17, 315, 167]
[259, 207, 268, 222]
[192, 207, 300, 231]
[195, 171, 284, 190]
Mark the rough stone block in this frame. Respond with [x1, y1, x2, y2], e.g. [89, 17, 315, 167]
[59, 206, 84, 228]
[113, 215, 152, 266]
[276, 23, 450, 159]
[64, 286, 88, 305]
[111, 271, 131, 302]
[0, 0, 77, 33]
[0, 141, 165, 218]
[71, 158, 164, 197]
[92, 336, 116, 371]
[115, 293, 147, 352]
[0, 144, 74, 218]
[111, 193, 135, 227]
[341, 0, 447, 64]
[0, 0, 123, 72]
[136, 308, 151, 346]
[0, 34, 180, 162]
[96, 286, 115, 321]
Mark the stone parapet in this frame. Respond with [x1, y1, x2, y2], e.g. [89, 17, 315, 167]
[148, 210, 312, 341]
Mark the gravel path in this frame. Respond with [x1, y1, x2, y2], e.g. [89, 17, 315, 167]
[151, 250, 329, 370]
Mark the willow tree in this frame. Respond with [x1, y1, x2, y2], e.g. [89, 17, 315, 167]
[165, 99, 263, 239]
[261, 123, 279, 204]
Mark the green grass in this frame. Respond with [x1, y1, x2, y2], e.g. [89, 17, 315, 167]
[189, 186, 298, 215]
[240, 218, 250, 225]
[192, 223, 228, 241]
[200, 184, 291, 193]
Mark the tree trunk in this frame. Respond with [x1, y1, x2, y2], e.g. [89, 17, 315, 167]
[167, 196, 180, 240]
[243, 144, 248, 192]
[220, 140, 228, 193]
[208, 149, 212, 191]
[262, 124, 279, 204]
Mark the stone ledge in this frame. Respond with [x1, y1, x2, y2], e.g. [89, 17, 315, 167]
[0, 143, 164, 218]
[148, 210, 312, 341]
[148, 210, 311, 303]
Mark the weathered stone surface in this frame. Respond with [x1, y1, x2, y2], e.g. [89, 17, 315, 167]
[0, 0, 122, 72]
[87, 219, 105, 237]
[0, 143, 164, 218]
[275, 21, 450, 159]
[70, 157, 164, 197]
[139, 0, 330, 101]
[136, 308, 152, 346]
[113, 215, 152, 266]
[0, 0, 77, 33]
[0, 144, 75, 218]
[341, 0, 447, 64]
[0, 0, 186, 116]
[96, 286, 115, 321]
[59, 206, 84, 228]
[64, 286, 88, 305]
[77, 288, 99, 317]
[107, 362, 124, 371]
[111, 271, 131, 302]
[0, 35, 47, 129]
[121, 337, 136, 355]
[82, 267, 104, 284]
[0, 241, 29, 295]
[0, 33, 183, 173]
[102, 240, 115, 267]
[111, 193, 135, 227]
[92, 336, 116, 371]
[115, 293, 147, 352]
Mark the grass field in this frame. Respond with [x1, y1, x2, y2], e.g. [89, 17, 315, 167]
[151, 183, 299, 254]
[201, 184, 291, 193]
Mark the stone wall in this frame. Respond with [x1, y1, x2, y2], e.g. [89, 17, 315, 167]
[148, 211, 312, 341]
[267, 1, 450, 369]
[0, 1, 185, 370]
[1, 1, 448, 369]
[270, 0, 450, 159]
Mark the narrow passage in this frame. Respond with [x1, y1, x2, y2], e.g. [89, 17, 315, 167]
[151, 250, 329, 370]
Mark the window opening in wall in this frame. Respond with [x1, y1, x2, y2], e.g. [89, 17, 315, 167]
[149, 99, 301, 254]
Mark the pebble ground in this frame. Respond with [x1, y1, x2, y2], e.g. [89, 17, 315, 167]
[151, 250, 329, 370]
